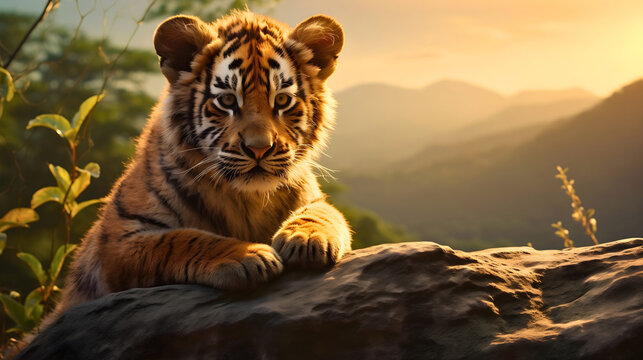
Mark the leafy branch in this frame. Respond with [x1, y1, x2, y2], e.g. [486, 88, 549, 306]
[0, 95, 104, 344]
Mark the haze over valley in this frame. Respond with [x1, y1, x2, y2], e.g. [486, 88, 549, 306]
[326, 79, 642, 250]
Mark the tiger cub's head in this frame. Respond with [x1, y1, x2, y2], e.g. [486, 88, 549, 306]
[153, 11, 343, 192]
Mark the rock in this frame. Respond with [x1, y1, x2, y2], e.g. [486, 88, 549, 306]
[16, 238, 643, 360]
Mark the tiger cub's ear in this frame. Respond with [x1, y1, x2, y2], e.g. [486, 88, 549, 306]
[154, 15, 214, 83]
[290, 15, 344, 80]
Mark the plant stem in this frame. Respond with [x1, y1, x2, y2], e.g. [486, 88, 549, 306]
[588, 231, 599, 245]
[1, 310, 5, 353]
[78, 0, 158, 146]
[3, 0, 56, 69]
[70, 142, 77, 181]
[65, 213, 71, 246]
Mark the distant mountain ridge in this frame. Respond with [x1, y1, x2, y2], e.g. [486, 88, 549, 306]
[337, 79, 642, 250]
[508, 88, 596, 105]
[324, 79, 600, 170]
[444, 97, 600, 143]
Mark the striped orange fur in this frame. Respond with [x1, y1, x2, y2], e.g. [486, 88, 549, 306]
[31, 11, 352, 338]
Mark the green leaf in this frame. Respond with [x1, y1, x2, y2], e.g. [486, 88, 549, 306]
[69, 163, 101, 201]
[26, 114, 72, 138]
[0, 208, 39, 233]
[31, 186, 65, 209]
[0, 67, 14, 102]
[64, 128, 78, 143]
[71, 93, 104, 132]
[17, 252, 47, 286]
[49, 244, 77, 280]
[24, 288, 43, 321]
[70, 172, 91, 200]
[48, 164, 72, 191]
[0, 233, 6, 255]
[78, 162, 100, 178]
[0, 293, 27, 325]
[71, 199, 103, 218]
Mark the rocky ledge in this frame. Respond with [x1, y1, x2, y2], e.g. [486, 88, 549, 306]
[17, 238, 643, 360]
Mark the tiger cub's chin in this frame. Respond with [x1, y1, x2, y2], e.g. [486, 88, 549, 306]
[230, 170, 285, 193]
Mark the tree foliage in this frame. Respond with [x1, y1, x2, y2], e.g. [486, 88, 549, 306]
[321, 179, 417, 249]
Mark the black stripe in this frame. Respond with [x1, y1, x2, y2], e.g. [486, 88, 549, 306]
[158, 150, 229, 236]
[187, 236, 199, 247]
[198, 126, 218, 140]
[261, 67, 270, 84]
[114, 185, 171, 230]
[213, 76, 230, 90]
[268, 58, 280, 69]
[153, 233, 169, 251]
[274, 148, 289, 156]
[261, 27, 278, 39]
[144, 152, 184, 226]
[270, 43, 286, 58]
[311, 101, 321, 129]
[219, 155, 245, 162]
[223, 39, 241, 58]
[229, 58, 243, 70]
[154, 237, 173, 285]
[280, 73, 293, 88]
[183, 237, 203, 281]
[224, 28, 248, 41]
[159, 151, 202, 210]
[196, 68, 214, 128]
[284, 127, 298, 142]
[209, 128, 224, 147]
[295, 72, 306, 101]
[230, 74, 238, 90]
[99, 231, 109, 244]
[203, 65, 213, 94]
[121, 229, 145, 240]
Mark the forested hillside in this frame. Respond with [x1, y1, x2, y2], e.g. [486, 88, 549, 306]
[337, 80, 643, 250]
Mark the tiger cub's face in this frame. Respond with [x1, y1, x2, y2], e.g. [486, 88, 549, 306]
[154, 12, 343, 192]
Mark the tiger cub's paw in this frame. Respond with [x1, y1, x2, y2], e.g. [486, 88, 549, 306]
[272, 216, 345, 268]
[211, 243, 283, 291]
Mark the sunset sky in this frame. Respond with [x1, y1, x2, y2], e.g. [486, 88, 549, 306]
[2, 0, 642, 96]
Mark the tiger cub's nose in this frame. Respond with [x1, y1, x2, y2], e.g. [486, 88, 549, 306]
[241, 140, 274, 159]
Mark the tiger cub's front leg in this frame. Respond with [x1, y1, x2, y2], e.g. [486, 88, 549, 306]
[272, 199, 352, 268]
[101, 229, 283, 291]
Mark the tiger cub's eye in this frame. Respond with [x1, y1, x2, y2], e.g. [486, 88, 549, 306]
[275, 93, 291, 108]
[219, 94, 237, 108]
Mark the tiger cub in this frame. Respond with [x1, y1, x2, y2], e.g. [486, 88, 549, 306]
[48, 11, 352, 324]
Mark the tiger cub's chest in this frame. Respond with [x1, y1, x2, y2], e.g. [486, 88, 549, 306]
[181, 185, 301, 244]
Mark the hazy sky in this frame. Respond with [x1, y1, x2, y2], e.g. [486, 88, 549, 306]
[2, 0, 642, 96]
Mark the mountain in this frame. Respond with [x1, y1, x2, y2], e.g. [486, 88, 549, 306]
[325, 79, 598, 170]
[324, 80, 506, 170]
[507, 88, 597, 105]
[390, 123, 550, 174]
[337, 79, 643, 250]
[445, 97, 599, 143]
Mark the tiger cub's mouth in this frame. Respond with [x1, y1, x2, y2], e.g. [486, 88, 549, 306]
[246, 166, 270, 176]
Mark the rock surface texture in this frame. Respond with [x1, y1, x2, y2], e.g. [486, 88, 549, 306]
[17, 238, 643, 360]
